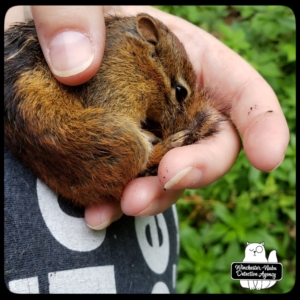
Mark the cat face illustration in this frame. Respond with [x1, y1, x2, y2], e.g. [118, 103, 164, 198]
[243, 242, 267, 262]
[240, 242, 278, 290]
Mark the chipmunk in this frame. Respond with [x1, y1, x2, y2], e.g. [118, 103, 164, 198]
[4, 13, 224, 207]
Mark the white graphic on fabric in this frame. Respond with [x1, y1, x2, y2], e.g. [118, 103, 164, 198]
[135, 214, 169, 274]
[36, 179, 106, 252]
[8, 276, 39, 294]
[171, 204, 179, 255]
[151, 281, 170, 293]
[48, 266, 116, 293]
[172, 264, 177, 289]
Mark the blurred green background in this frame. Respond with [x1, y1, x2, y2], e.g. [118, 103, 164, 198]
[157, 6, 295, 294]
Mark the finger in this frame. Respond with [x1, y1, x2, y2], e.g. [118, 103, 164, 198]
[30, 5, 105, 86]
[85, 202, 123, 230]
[121, 176, 183, 216]
[243, 106, 289, 171]
[159, 120, 241, 190]
[5, 6, 25, 30]
[197, 39, 290, 171]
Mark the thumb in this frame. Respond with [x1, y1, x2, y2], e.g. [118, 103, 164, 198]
[29, 6, 105, 86]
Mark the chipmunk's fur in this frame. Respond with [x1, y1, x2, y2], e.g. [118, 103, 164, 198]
[4, 14, 224, 206]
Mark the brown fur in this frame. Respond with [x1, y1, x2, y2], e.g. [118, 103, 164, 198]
[4, 14, 224, 206]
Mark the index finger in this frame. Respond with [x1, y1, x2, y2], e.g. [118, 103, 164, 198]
[168, 16, 290, 172]
[196, 32, 289, 171]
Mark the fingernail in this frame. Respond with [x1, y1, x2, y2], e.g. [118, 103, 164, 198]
[24, 6, 33, 20]
[87, 219, 110, 231]
[135, 201, 159, 217]
[49, 31, 94, 77]
[164, 166, 202, 190]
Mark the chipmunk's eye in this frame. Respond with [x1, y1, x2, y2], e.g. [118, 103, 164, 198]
[175, 85, 187, 103]
[171, 79, 188, 103]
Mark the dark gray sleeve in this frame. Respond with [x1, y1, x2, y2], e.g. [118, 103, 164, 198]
[4, 145, 179, 294]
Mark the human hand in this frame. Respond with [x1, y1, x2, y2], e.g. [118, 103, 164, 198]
[5, 6, 289, 230]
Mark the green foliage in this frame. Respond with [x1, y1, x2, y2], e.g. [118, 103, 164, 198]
[157, 6, 296, 294]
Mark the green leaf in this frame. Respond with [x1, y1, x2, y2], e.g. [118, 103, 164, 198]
[180, 224, 202, 252]
[178, 258, 195, 273]
[191, 271, 209, 293]
[278, 263, 296, 293]
[235, 192, 251, 210]
[214, 273, 234, 293]
[222, 230, 237, 243]
[288, 170, 296, 188]
[281, 43, 296, 62]
[185, 247, 204, 263]
[278, 14, 296, 32]
[234, 6, 255, 18]
[206, 275, 222, 293]
[216, 22, 234, 39]
[184, 6, 202, 24]
[213, 203, 236, 226]
[201, 223, 230, 244]
[257, 62, 282, 78]
[257, 207, 272, 225]
[177, 273, 194, 294]
[248, 166, 261, 185]
[262, 173, 278, 195]
[225, 240, 242, 263]
[279, 194, 296, 208]
[282, 208, 296, 222]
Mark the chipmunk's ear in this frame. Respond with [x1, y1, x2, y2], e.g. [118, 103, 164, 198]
[137, 15, 159, 45]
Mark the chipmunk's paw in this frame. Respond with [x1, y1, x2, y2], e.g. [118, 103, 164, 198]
[169, 130, 190, 148]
